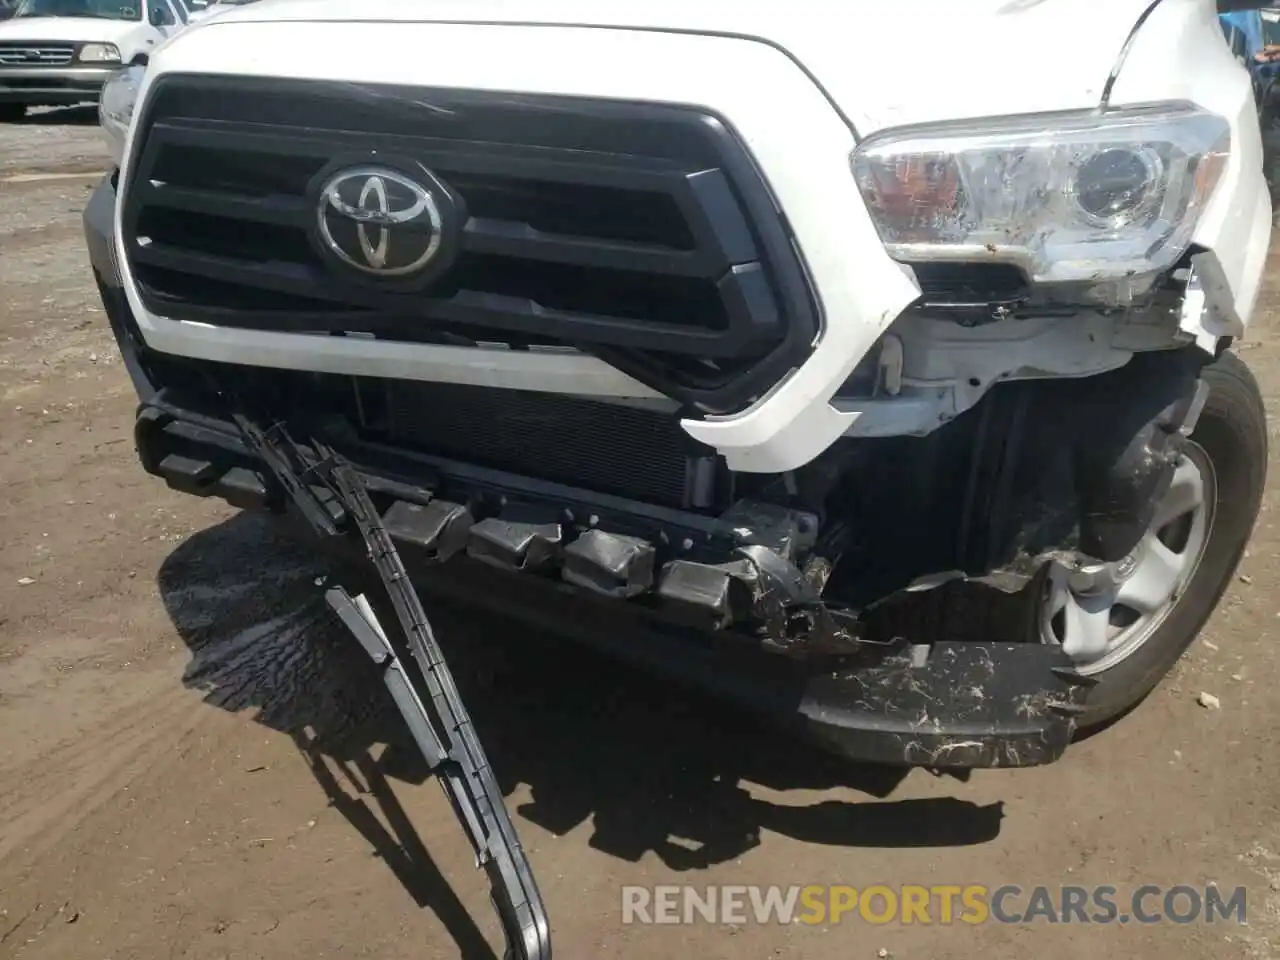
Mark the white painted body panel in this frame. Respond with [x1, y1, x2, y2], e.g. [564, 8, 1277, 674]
[196, 0, 1156, 135]
[113, 0, 1271, 471]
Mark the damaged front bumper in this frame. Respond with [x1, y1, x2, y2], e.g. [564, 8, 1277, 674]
[88, 168, 1090, 770]
[131, 396, 1091, 769]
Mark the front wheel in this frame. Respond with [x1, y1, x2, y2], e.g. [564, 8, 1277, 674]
[1042, 350, 1268, 727]
[0, 103, 26, 123]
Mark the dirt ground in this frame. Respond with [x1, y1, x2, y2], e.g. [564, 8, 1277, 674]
[2, 108, 1280, 960]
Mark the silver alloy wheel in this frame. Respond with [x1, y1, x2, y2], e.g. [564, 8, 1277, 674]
[1042, 442, 1218, 676]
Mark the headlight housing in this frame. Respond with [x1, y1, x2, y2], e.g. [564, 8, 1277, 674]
[78, 43, 121, 63]
[851, 103, 1230, 292]
[99, 63, 145, 167]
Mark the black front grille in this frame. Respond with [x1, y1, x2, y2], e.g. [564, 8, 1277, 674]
[122, 75, 818, 413]
[378, 383, 716, 510]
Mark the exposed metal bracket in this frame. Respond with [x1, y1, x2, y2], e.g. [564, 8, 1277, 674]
[1180, 251, 1245, 355]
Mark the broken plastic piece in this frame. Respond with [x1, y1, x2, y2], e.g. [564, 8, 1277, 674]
[657, 558, 756, 629]
[719, 500, 819, 563]
[467, 518, 564, 572]
[562, 530, 656, 598]
[736, 545, 866, 656]
[327, 588, 450, 766]
[1179, 254, 1238, 355]
[231, 414, 346, 535]
[383, 499, 473, 561]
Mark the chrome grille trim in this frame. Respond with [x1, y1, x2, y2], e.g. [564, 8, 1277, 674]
[0, 43, 77, 66]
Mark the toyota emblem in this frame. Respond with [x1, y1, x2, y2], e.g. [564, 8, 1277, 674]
[315, 165, 444, 277]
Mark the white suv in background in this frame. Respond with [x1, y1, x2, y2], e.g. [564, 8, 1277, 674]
[0, 0, 185, 121]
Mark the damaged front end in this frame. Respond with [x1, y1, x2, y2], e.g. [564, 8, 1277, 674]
[112, 322, 1207, 768]
[85, 48, 1261, 772]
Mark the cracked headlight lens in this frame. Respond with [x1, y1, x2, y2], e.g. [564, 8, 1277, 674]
[851, 103, 1230, 289]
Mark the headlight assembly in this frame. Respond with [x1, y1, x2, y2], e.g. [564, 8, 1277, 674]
[78, 43, 121, 63]
[851, 103, 1230, 289]
[98, 64, 145, 167]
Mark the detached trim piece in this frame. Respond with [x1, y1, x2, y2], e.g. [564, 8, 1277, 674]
[232, 412, 552, 960]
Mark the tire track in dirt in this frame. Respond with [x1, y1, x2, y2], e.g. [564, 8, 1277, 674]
[0, 685, 209, 865]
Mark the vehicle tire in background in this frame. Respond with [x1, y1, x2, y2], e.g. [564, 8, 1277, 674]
[0, 103, 25, 122]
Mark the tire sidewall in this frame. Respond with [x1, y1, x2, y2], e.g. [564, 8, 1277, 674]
[1077, 350, 1268, 726]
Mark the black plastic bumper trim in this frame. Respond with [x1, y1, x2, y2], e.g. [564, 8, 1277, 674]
[401, 556, 1091, 770]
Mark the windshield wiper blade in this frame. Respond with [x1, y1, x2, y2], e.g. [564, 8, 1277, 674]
[231, 412, 552, 960]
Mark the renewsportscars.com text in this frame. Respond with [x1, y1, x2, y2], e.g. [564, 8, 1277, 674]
[620, 884, 1248, 926]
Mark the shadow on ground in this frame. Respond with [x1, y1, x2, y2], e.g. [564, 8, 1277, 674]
[158, 510, 1007, 956]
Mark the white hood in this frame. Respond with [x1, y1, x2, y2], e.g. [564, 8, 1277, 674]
[206, 0, 1180, 134]
[0, 15, 142, 44]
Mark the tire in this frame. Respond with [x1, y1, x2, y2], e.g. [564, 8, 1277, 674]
[0, 103, 26, 123]
[1075, 349, 1268, 727]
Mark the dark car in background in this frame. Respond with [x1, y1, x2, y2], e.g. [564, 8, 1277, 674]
[1221, 6, 1280, 115]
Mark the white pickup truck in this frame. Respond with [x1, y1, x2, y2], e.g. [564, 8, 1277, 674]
[0, 0, 185, 121]
[85, 0, 1271, 769]
[79, 1, 1276, 953]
